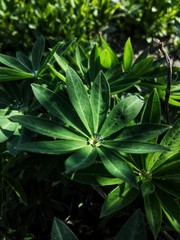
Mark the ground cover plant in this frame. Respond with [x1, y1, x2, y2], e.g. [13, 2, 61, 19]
[0, 36, 180, 239]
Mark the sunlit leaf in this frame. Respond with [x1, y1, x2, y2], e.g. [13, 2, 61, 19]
[123, 38, 134, 71]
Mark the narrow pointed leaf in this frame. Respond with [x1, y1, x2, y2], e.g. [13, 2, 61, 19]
[141, 89, 161, 124]
[89, 43, 101, 82]
[32, 84, 89, 137]
[100, 183, 139, 217]
[157, 188, 180, 232]
[90, 71, 110, 133]
[100, 95, 144, 138]
[115, 124, 170, 141]
[123, 38, 134, 71]
[66, 67, 94, 134]
[10, 115, 86, 141]
[51, 217, 78, 240]
[16, 52, 33, 72]
[154, 179, 180, 198]
[17, 140, 87, 154]
[0, 53, 30, 72]
[114, 209, 147, 240]
[0, 67, 34, 82]
[98, 148, 137, 187]
[102, 140, 169, 153]
[144, 190, 162, 238]
[31, 35, 45, 71]
[75, 45, 88, 75]
[65, 145, 97, 173]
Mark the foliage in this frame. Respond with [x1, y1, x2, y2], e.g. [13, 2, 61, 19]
[0, 36, 180, 239]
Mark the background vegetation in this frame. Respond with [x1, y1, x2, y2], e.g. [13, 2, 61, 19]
[0, 1, 180, 240]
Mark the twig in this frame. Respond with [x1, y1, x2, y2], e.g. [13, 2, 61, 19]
[155, 40, 172, 124]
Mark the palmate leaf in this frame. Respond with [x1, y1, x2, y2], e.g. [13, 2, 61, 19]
[66, 66, 94, 134]
[90, 71, 110, 133]
[99, 95, 144, 138]
[65, 145, 97, 173]
[51, 217, 78, 240]
[114, 209, 147, 240]
[10, 115, 86, 141]
[17, 140, 87, 154]
[32, 84, 89, 137]
[102, 140, 169, 153]
[143, 184, 162, 238]
[98, 148, 137, 187]
[115, 124, 170, 141]
[157, 188, 180, 232]
[100, 183, 139, 218]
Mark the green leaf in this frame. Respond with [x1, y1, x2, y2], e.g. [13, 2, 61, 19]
[115, 124, 170, 141]
[141, 89, 161, 124]
[100, 36, 119, 65]
[17, 140, 87, 154]
[98, 148, 137, 187]
[0, 53, 30, 72]
[75, 45, 88, 76]
[100, 49, 111, 68]
[154, 179, 180, 198]
[65, 145, 97, 173]
[143, 189, 162, 238]
[10, 115, 86, 141]
[0, 117, 18, 143]
[123, 38, 134, 71]
[90, 71, 110, 133]
[16, 51, 33, 72]
[66, 67, 94, 134]
[100, 95, 144, 138]
[100, 183, 139, 217]
[141, 181, 155, 197]
[69, 162, 122, 186]
[32, 84, 89, 137]
[89, 43, 101, 82]
[150, 118, 180, 171]
[129, 57, 153, 77]
[157, 188, 180, 232]
[102, 140, 169, 153]
[0, 67, 34, 82]
[31, 35, 45, 72]
[51, 217, 78, 240]
[114, 209, 147, 240]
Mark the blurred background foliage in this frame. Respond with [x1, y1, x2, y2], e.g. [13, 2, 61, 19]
[0, 0, 180, 59]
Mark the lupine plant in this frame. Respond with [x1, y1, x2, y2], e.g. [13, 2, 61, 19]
[0, 36, 180, 239]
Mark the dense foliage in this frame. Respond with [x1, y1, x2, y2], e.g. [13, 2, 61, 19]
[0, 35, 180, 239]
[0, 1, 180, 240]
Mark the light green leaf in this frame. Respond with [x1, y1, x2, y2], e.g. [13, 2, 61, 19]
[17, 140, 87, 154]
[32, 84, 89, 137]
[144, 190, 162, 238]
[48, 63, 66, 82]
[31, 35, 45, 72]
[65, 145, 97, 173]
[0, 117, 18, 143]
[51, 217, 78, 240]
[100, 49, 111, 68]
[141, 89, 161, 124]
[114, 209, 147, 240]
[100, 95, 144, 138]
[129, 57, 153, 77]
[100, 183, 139, 217]
[90, 71, 110, 133]
[66, 66, 94, 134]
[123, 38, 134, 71]
[54, 53, 68, 72]
[10, 115, 86, 141]
[115, 124, 170, 141]
[69, 162, 122, 186]
[98, 148, 137, 187]
[100, 36, 119, 65]
[157, 188, 180, 232]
